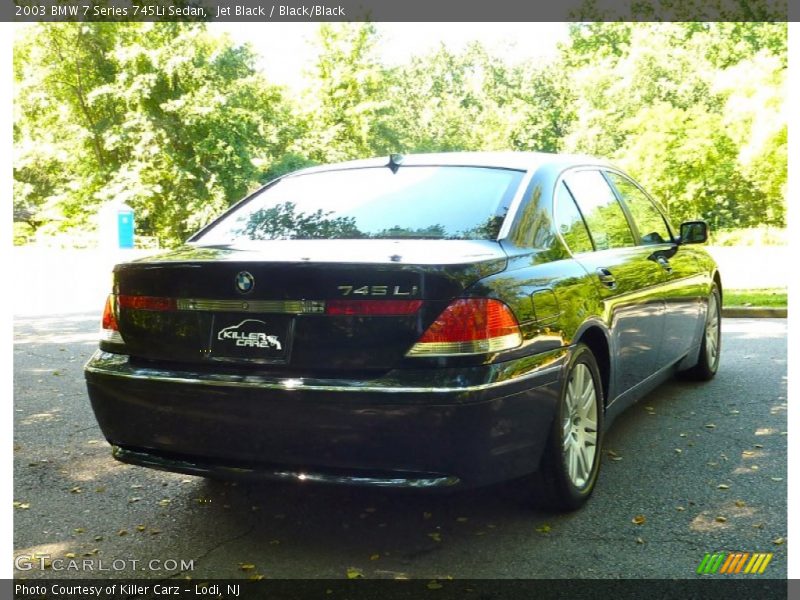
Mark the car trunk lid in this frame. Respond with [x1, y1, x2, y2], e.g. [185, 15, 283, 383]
[112, 240, 508, 370]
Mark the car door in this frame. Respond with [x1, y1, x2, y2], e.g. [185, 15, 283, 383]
[560, 169, 667, 398]
[604, 171, 703, 366]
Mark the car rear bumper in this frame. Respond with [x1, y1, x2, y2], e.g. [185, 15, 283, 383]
[84, 349, 567, 488]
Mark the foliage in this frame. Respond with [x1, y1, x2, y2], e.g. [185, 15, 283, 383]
[710, 226, 787, 247]
[13, 22, 787, 246]
[388, 43, 573, 154]
[293, 23, 398, 162]
[560, 22, 786, 229]
[14, 23, 293, 247]
[241, 202, 362, 240]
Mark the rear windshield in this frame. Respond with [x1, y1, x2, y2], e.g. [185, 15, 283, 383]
[196, 166, 524, 243]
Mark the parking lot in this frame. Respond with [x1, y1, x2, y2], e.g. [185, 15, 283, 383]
[13, 289, 787, 580]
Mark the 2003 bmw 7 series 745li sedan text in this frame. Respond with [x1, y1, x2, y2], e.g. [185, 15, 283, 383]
[85, 152, 721, 510]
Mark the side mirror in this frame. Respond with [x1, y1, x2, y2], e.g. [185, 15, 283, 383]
[679, 221, 708, 245]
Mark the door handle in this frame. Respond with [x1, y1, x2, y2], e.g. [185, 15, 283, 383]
[655, 255, 673, 273]
[596, 268, 617, 289]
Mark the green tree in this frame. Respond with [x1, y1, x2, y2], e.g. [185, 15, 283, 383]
[387, 42, 572, 154]
[559, 22, 786, 229]
[295, 23, 397, 162]
[14, 23, 294, 246]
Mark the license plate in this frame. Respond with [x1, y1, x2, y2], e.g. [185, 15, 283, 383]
[210, 314, 292, 362]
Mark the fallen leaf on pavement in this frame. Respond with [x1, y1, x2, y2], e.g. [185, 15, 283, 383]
[632, 515, 646, 525]
[346, 567, 363, 579]
[427, 581, 443, 590]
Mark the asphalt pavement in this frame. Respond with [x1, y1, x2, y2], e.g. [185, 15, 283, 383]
[13, 313, 787, 580]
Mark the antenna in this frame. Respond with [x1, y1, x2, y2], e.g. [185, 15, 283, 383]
[387, 154, 405, 174]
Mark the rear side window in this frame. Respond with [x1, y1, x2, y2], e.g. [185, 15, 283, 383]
[197, 166, 523, 243]
[563, 170, 635, 251]
[606, 172, 672, 245]
[554, 182, 593, 254]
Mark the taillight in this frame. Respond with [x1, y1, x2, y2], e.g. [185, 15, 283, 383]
[326, 299, 423, 316]
[100, 294, 124, 344]
[406, 298, 522, 357]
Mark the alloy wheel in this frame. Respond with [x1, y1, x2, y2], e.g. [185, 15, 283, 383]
[561, 363, 599, 489]
[705, 293, 720, 366]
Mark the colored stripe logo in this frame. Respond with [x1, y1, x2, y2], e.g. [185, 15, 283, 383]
[697, 552, 773, 575]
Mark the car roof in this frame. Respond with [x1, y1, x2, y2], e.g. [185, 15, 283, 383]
[287, 151, 613, 177]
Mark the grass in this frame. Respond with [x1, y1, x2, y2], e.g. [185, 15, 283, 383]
[724, 288, 787, 308]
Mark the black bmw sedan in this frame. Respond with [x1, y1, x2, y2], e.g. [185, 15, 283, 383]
[85, 152, 721, 511]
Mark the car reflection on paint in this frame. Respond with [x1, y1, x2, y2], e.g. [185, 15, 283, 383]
[85, 152, 721, 510]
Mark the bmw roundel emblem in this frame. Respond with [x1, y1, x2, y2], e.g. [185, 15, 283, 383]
[235, 271, 255, 294]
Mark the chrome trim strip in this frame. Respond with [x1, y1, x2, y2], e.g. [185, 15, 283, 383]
[176, 298, 326, 314]
[112, 446, 460, 488]
[85, 351, 564, 394]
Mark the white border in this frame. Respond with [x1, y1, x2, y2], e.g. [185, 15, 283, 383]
[1, 21, 13, 581]
[786, 20, 796, 581]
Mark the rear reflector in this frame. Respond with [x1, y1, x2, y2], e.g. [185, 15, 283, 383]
[326, 299, 423, 316]
[407, 298, 522, 357]
[118, 295, 177, 311]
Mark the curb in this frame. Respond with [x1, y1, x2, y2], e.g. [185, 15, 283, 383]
[722, 307, 787, 318]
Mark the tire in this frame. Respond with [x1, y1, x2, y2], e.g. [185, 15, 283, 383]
[529, 343, 604, 511]
[683, 284, 721, 381]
